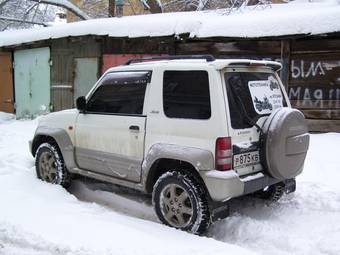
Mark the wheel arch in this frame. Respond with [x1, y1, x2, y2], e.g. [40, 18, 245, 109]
[145, 158, 212, 199]
[142, 144, 214, 194]
[31, 127, 76, 170]
[31, 134, 58, 157]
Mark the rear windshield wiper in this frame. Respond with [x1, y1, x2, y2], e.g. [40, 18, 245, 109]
[228, 76, 264, 133]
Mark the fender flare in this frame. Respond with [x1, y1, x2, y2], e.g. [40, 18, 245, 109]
[142, 143, 214, 191]
[32, 126, 77, 171]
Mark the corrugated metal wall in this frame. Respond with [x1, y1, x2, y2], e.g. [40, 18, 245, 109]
[102, 54, 164, 73]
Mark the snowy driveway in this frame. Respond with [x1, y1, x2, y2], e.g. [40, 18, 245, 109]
[0, 115, 339, 255]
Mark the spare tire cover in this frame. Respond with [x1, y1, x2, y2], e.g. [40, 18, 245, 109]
[261, 107, 310, 180]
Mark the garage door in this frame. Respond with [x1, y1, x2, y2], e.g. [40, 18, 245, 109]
[14, 47, 50, 118]
[0, 52, 14, 113]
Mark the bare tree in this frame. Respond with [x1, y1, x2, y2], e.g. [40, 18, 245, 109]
[141, 0, 162, 13]
[144, 0, 272, 13]
[0, 0, 55, 30]
[0, 0, 273, 31]
[109, 0, 115, 16]
[29, 0, 90, 19]
[68, 0, 108, 20]
[0, 0, 91, 31]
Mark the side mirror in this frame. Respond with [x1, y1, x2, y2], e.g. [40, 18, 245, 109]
[76, 96, 86, 113]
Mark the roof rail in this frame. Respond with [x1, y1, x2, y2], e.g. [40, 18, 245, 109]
[124, 55, 215, 65]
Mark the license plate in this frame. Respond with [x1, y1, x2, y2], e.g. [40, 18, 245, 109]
[233, 151, 260, 168]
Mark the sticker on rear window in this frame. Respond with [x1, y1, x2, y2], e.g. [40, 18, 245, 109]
[248, 76, 283, 114]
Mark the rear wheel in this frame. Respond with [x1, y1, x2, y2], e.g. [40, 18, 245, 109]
[35, 142, 71, 188]
[152, 171, 210, 234]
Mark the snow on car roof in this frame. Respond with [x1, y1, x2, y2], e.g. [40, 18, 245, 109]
[0, 0, 339, 47]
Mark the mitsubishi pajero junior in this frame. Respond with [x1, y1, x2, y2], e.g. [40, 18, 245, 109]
[30, 55, 309, 234]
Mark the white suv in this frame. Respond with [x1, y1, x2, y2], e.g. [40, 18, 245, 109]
[30, 55, 309, 234]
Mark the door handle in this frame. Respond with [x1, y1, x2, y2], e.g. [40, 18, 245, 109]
[129, 125, 140, 131]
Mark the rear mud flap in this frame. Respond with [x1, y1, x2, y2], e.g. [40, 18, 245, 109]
[284, 178, 296, 194]
[210, 202, 230, 222]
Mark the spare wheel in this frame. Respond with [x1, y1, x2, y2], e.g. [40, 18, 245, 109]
[261, 107, 310, 180]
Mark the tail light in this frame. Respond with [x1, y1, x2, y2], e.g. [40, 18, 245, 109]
[215, 137, 232, 171]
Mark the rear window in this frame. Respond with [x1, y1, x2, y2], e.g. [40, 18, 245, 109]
[225, 72, 287, 129]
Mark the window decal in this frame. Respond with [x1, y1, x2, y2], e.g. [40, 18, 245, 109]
[248, 76, 283, 114]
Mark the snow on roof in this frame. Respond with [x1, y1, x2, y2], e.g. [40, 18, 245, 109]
[0, 0, 339, 47]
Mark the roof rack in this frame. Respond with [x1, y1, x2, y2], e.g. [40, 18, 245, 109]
[124, 55, 215, 65]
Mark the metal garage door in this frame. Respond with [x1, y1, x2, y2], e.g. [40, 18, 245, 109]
[74, 57, 98, 101]
[0, 52, 14, 113]
[14, 47, 50, 118]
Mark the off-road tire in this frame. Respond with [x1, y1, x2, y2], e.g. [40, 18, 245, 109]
[152, 171, 210, 234]
[35, 142, 71, 188]
[255, 182, 285, 202]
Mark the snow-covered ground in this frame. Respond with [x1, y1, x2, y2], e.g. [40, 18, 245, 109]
[0, 113, 339, 255]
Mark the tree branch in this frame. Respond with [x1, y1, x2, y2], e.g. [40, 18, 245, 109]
[0, 0, 11, 9]
[0, 15, 47, 26]
[29, 0, 90, 20]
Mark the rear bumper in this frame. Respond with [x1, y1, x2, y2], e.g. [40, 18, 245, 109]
[201, 170, 281, 202]
[242, 172, 280, 195]
[202, 170, 297, 222]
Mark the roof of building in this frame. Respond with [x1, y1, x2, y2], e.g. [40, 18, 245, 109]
[0, 0, 339, 47]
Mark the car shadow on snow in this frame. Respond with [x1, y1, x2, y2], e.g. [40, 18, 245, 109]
[67, 177, 158, 222]
[67, 176, 292, 240]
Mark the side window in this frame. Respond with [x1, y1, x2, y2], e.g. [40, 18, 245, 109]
[163, 71, 211, 119]
[86, 71, 150, 115]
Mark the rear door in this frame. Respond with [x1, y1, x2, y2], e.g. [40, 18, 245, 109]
[223, 67, 288, 175]
[74, 71, 151, 182]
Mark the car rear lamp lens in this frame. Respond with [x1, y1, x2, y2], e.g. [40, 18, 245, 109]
[215, 137, 232, 171]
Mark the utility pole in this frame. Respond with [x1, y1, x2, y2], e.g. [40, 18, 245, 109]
[115, 0, 124, 17]
[109, 0, 115, 17]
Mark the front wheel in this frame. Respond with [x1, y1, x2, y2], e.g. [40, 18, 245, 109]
[35, 142, 71, 188]
[152, 171, 210, 234]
